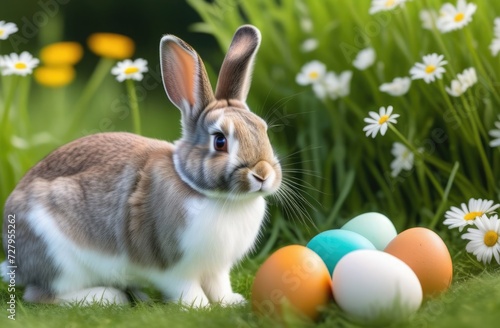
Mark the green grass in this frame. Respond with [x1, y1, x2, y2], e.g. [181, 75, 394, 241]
[1, 255, 499, 328]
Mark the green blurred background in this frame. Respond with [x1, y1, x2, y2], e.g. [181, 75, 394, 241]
[1, 0, 221, 143]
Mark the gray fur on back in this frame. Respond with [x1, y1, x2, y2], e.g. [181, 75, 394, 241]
[2, 132, 189, 290]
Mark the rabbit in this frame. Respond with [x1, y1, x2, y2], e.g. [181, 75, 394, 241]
[1, 25, 282, 307]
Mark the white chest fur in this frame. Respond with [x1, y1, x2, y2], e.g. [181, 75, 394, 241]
[177, 196, 266, 277]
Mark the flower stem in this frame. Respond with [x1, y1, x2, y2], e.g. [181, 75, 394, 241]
[362, 69, 383, 105]
[126, 79, 141, 135]
[53, 87, 67, 132]
[464, 91, 487, 140]
[428, 161, 460, 230]
[429, 24, 456, 76]
[1, 76, 20, 135]
[18, 77, 32, 137]
[65, 57, 115, 138]
[342, 96, 366, 119]
[437, 79, 472, 142]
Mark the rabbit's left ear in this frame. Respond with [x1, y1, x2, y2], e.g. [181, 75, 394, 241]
[215, 25, 261, 102]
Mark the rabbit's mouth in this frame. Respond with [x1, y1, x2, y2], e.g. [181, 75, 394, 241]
[224, 160, 282, 198]
[246, 161, 281, 194]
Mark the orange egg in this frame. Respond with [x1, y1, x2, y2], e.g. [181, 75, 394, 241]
[384, 227, 453, 298]
[251, 245, 332, 320]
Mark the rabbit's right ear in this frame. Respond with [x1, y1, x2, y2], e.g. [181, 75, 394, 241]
[160, 35, 215, 125]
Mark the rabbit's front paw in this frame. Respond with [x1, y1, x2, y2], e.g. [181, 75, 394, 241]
[220, 292, 246, 307]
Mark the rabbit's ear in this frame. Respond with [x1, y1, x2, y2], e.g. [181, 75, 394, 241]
[215, 25, 261, 102]
[160, 35, 215, 123]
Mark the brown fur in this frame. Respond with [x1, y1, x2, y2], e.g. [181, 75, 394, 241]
[8, 133, 188, 268]
[215, 26, 261, 100]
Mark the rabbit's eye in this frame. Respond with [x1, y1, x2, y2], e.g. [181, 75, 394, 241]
[213, 133, 228, 152]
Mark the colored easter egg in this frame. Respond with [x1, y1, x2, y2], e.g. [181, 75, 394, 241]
[251, 245, 332, 320]
[384, 227, 453, 297]
[307, 229, 376, 275]
[332, 250, 422, 323]
[341, 212, 398, 250]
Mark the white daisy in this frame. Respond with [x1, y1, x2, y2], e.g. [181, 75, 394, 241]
[409, 53, 447, 84]
[369, 0, 406, 15]
[363, 105, 399, 138]
[0, 20, 18, 40]
[436, 0, 477, 33]
[324, 70, 353, 100]
[490, 18, 500, 56]
[493, 18, 500, 37]
[309, 70, 352, 100]
[461, 214, 500, 265]
[379, 77, 411, 96]
[111, 58, 148, 82]
[443, 198, 500, 232]
[390, 142, 414, 177]
[445, 80, 465, 97]
[457, 67, 477, 89]
[300, 18, 314, 33]
[311, 79, 329, 100]
[296, 60, 327, 86]
[445, 67, 477, 97]
[490, 39, 500, 57]
[353, 47, 376, 71]
[420, 9, 438, 30]
[489, 116, 500, 148]
[300, 38, 319, 53]
[0, 52, 39, 76]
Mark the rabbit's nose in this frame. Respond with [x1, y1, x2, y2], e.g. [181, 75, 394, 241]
[252, 173, 266, 183]
[251, 161, 273, 182]
[249, 161, 279, 193]
[247, 161, 278, 193]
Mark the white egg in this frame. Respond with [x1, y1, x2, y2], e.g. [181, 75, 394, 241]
[341, 212, 397, 250]
[332, 249, 422, 323]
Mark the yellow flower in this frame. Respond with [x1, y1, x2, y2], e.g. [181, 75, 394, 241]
[34, 66, 76, 87]
[87, 33, 135, 59]
[40, 42, 84, 66]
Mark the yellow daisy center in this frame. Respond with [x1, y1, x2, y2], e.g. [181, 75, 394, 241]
[454, 12, 465, 22]
[308, 71, 319, 80]
[385, 0, 395, 7]
[483, 231, 499, 247]
[124, 66, 139, 75]
[15, 62, 27, 70]
[425, 65, 436, 74]
[378, 115, 389, 124]
[464, 211, 483, 221]
[0, 29, 4, 36]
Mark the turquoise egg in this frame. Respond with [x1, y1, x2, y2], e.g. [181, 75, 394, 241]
[306, 230, 376, 275]
[341, 212, 397, 250]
